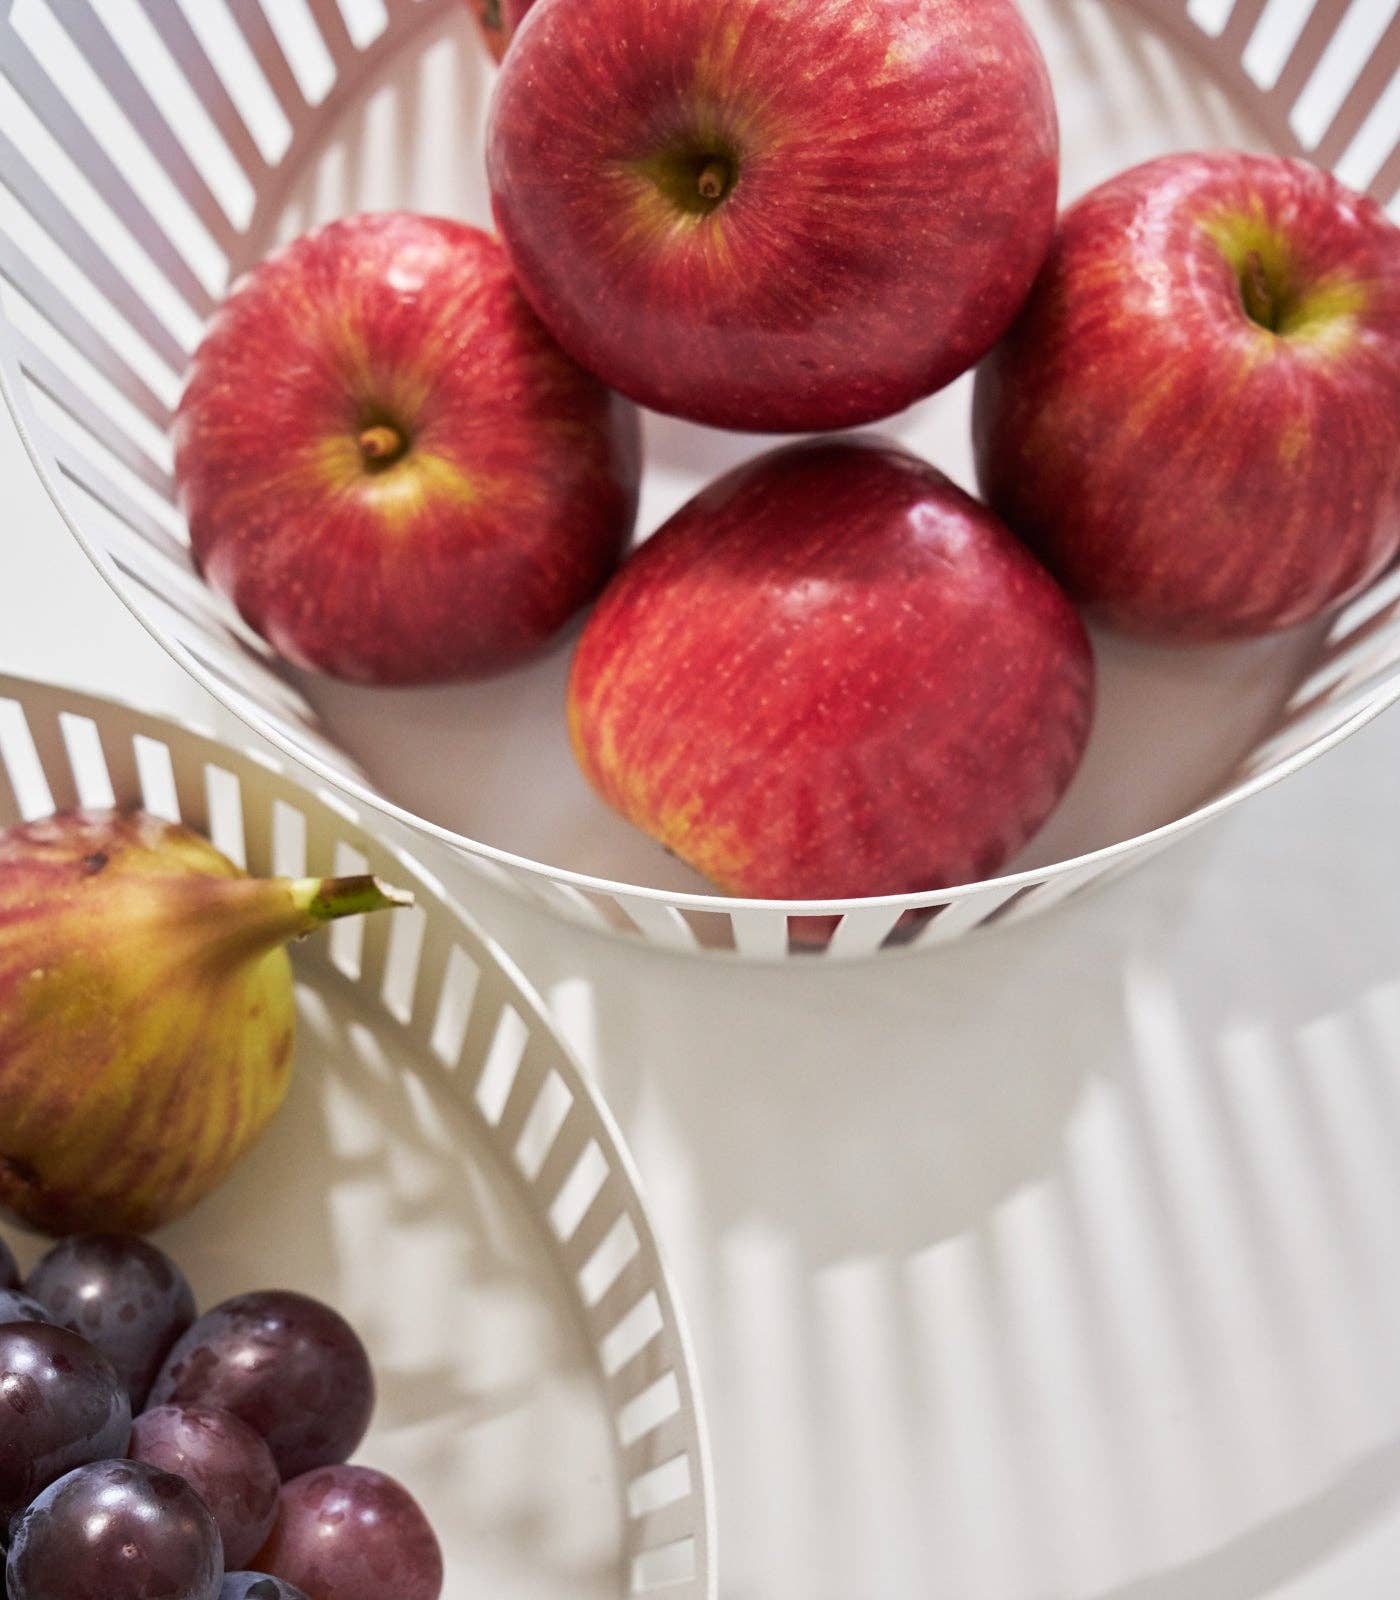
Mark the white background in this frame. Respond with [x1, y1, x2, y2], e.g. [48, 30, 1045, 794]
[6, 366, 1400, 1600]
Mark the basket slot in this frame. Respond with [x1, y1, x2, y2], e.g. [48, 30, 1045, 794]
[396, 912, 454, 1044]
[627, 1451, 693, 1519]
[24, 706, 80, 812]
[235, 769, 284, 879]
[1220, 0, 1271, 55]
[1271, 0, 1340, 118]
[619, 1405, 690, 1476]
[56, 4, 242, 251]
[426, 942, 482, 1070]
[1310, 5, 1400, 170]
[55, 456, 188, 574]
[223, 0, 312, 126]
[0, 701, 52, 821]
[633, 1510, 700, 1574]
[500, 1046, 570, 1176]
[614, 893, 700, 952]
[579, 1212, 643, 1312]
[824, 904, 908, 959]
[16, 338, 173, 500]
[0, 21, 215, 323]
[560, 1173, 633, 1272]
[614, 1366, 681, 1446]
[56, 714, 117, 810]
[1372, 132, 1400, 209]
[548, 1138, 610, 1244]
[521, 874, 616, 934]
[131, 0, 272, 186]
[355, 859, 398, 993]
[0, 118, 193, 372]
[466, 1001, 527, 1124]
[378, 900, 426, 1022]
[631, 1543, 701, 1597]
[304, 0, 358, 65]
[0, 236, 171, 424]
[530, 1105, 594, 1213]
[729, 906, 790, 959]
[324, 837, 368, 977]
[269, 796, 309, 879]
[906, 885, 1018, 948]
[992, 859, 1112, 927]
[601, 1291, 666, 1379]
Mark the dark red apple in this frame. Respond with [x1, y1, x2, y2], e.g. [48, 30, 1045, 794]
[974, 152, 1400, 639]
[487, 0, 1059, 433]
[175, 213, 640, 684]
[568, 439, 1094, 900]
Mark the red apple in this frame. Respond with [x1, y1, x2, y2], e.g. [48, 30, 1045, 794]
[465, 0, 534, 62]
[974, 152, 1400, 640]
[568, 439, 1094, 901]
[487, 0, 1059, 433]
[175, 213, 640, 684]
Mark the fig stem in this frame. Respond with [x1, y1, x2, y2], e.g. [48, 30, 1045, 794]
[696, 159, 730, 203]
[358, 424, 406, 468]
[292, 875, 414, 925]
[1240, 249, 1276, 331]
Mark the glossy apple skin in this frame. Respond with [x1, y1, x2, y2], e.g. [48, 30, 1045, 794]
[569, 439, 1094, 900]
[488, 0, 1058, 433]
[175, 213, 640, 684]
[974, 152, 1400, 639]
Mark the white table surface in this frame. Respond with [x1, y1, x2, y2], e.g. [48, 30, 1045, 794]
[6, 351, 1400, 1599]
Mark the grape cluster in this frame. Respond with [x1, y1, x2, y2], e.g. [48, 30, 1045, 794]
[0, 1235, 443, 1600]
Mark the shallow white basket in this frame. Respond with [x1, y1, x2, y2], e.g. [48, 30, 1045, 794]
[0, 670, 714, 1600]
[1, 0, 1398, 961]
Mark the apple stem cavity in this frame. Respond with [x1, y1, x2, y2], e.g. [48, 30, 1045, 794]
[1240, 249, 1278, 333]
[358, 423, 408, 470]
[696, 158, 731, 204]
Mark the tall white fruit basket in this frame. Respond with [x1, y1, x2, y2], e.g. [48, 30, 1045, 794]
[1, 0, 1397, 960]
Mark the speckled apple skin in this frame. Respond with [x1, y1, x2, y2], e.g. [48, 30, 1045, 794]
[488, 0, 1059, 432]
[568, 439, 1094, 901]
[175, 213, 640, 684]
[974, 152, 1400, 639]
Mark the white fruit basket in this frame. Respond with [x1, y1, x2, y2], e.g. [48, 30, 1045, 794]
[0, 670, 715, 1600]
[1, 0, 1398, 961]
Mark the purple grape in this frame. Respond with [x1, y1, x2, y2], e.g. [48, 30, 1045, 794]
[6, 1459, 222, 1600]
[257, 1467, 443, 1600]
[26, 1234, 196, 1409]
[0, 1239, 17, 1292]
[0, 1323, 131, 1523]
[0, 1292, 54, 1327]
[219, 1578, 308, 1600]
[130, 1404, 280, 1569]
[149, 1293, 374, 1480]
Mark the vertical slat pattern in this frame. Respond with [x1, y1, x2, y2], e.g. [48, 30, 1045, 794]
[58, 5, 238, 247]
[1311, 5, 1400, 168]
[0, 121, 193, 369]
[0, 29, 214, 319]
[132, 0, 271, 182]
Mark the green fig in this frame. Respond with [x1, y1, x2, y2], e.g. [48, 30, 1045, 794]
[0, 809, 410, 1236]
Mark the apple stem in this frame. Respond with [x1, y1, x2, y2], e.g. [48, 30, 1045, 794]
[358, 424, 406, 468]
[1240, 250, 1276, 332]
[696, 159, 730, 203]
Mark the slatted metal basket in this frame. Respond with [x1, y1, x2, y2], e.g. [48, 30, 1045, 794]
[0, 669, 715, 1600]
[0, 0, 1397, 960]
